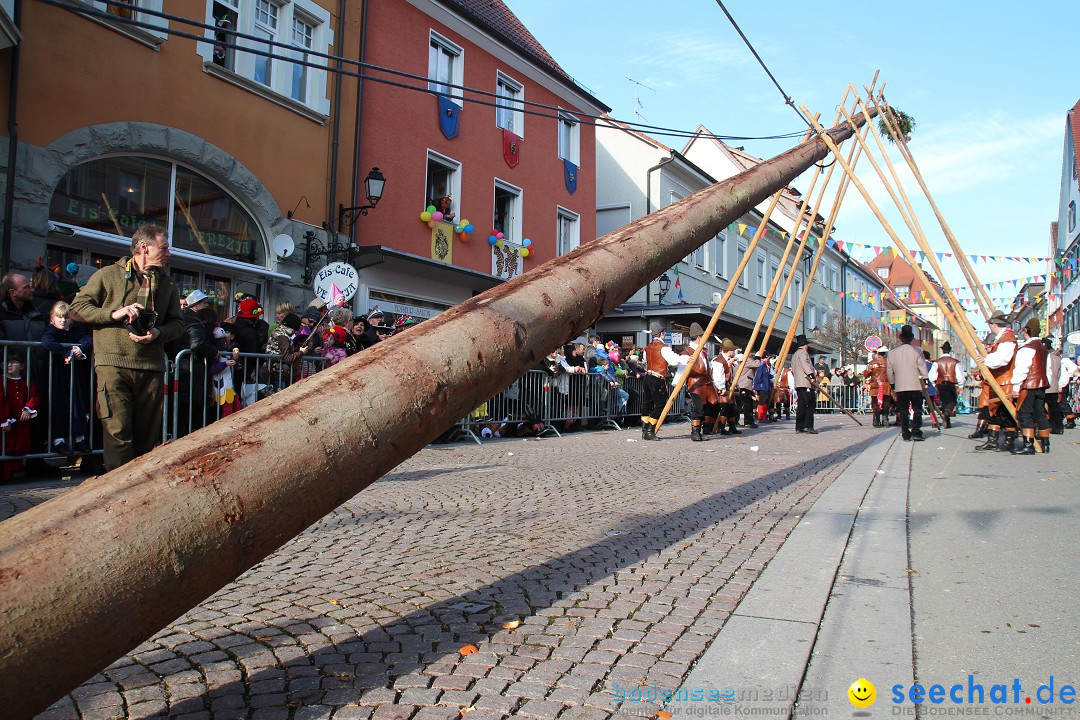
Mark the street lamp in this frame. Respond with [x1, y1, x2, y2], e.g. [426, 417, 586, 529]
[646, 272, 671, 306]
[338, 167, 386, 230]
[658, 273, 671, 300]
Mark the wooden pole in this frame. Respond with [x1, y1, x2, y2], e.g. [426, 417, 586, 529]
[770, 98, 876, 388]
[174, 192, 214, 255]
[0, 115, 877, 719]
[873, 94, 997, 319]
[100, 192, 125, 237]
[841, 99, 988, 359]
[651, 187, 787, 434]
[756, 76, 877, 358]
[800, 105, 1018, 424]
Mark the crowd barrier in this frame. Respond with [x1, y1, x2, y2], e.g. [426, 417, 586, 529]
[448, 368, 689, 444]
[168, 349, 330, 441]
[8, 333, 1080, 462]
[814, 384, 870, 414]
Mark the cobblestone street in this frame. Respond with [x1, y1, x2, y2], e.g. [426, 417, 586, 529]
[8, 414, 879, 720]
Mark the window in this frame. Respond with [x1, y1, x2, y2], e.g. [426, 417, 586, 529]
[807, 302, 816, 330]
[426, 151, 460, 217]
[829, 264, 839, 291]
[252, 0, 278, 86]
[712, 231, 727, 278]
[597, 204, 631, 237]
[737, 243, 748, 289]
[204, 0, 330, 116]
[558, 110, 580, 165]
[877, 267, 889, 279]
[772, 261, 781, 302]
[789, 273, 802, 309]
[895, 285, 910, 297]
[495, 71, 524, 135]
[493, 179, 521, 246]
[691, 239, 707, 270]
[79, 1, 168, 44]
[290, 14, 315, 102]
[492, 180, 522, 279]
[557, 207, 579, 256]
[755, 253, 767, 296]
[429, 31, 463, 105]
[49, 155, 265, 266]
[1070, 201, 1076, 233]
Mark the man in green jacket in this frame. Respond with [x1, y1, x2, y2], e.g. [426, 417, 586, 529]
[71, 224, 184, 471]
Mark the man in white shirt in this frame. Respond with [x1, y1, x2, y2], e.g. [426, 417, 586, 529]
[929, 341, 966, 429]
[974, 311, 1018, 452]
[1009, 318, 1051, 455]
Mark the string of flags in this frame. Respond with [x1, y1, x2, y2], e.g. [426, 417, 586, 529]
[731, 224, 1055, 264]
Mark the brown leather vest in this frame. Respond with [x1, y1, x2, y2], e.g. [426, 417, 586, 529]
[1021, 339, 1049, 390]
[645, 339, 668, 375]
[935, 356, 958, 383]
[980, 329, 1017, 407]
[682, 346, 719, 403]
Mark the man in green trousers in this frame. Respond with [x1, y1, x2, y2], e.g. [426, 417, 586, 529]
[72, 224, 184, 471]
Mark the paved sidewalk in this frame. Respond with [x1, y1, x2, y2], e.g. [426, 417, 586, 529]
[670, 415, 1080, 720]
[8, 412, 875, 720]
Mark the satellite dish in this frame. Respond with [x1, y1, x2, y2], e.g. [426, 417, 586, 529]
[272, 234, 295, 259]
[1066, 331, 1080, 346]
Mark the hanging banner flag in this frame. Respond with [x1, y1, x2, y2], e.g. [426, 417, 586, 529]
[563, 159, 578, 195]
[502, 129, 521, 168]
[738, 223, 748, 236]
[747, 225, 758, 237]
[437, 95, 460, 140]
[780, 231, 788, 240]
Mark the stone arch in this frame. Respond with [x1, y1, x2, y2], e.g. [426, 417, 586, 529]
[32, 121, 286, 253]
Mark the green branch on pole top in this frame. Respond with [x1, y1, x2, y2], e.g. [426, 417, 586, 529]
[879, 108, 915, 143]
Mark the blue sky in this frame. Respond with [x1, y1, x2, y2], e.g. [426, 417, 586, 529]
[507, 0, 1075, 309]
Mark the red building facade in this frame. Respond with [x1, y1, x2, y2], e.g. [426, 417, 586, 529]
[349, 0, 607, 320]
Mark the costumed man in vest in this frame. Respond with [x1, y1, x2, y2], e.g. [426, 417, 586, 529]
[737, 350, 762, 429]
[1042, 337, 1065, 435]
[975, 311, 1018, 452]
[887, 324, 929, 441]
[1058, 348, 1077, 430]
[678, 323, 720, 441]
[712, 337, 741, 436]
[640, 321, 681, 440]
[792, 334, 817, 434]
[967, 330, 997, 440]
[929, 341, 964, 429]
[1043, 337, 1064, 434]
[704, 337, 730, 435]
[773, 361, 793, 421]
[863, 347, 891, 427]
[1009, 318, 1051, 455]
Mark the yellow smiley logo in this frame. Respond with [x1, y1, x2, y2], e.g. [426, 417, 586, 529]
[848, 678, 876, 708]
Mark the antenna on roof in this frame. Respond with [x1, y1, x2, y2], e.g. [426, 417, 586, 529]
[626, 77, 654, 121]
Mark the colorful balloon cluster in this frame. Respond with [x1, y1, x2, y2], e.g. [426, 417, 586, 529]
[418, 205, 475, 242]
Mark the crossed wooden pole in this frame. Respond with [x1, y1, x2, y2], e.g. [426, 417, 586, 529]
[801, 99, 1018, 425]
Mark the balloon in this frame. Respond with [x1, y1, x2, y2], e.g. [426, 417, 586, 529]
[463, 233, 471, 241]
[458, 232, 468, 241]
[496, 232, 504, 240]
[427, 219, 436, 228]
[426, 205, 436, 213]
[520, 248, 530, 258]
[488, 235, 498, 246]
[454, 225, 464, 233]
[495, 239, 503, 248]
[522, 238, 532, 247]
[420, 211, 431, 222]
[464, 223, 474, 234]
[432, 211, 444, 222]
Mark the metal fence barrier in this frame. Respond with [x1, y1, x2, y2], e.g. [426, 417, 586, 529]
[814, 384, 869, 414]
[168, 349, 330, 441]
[447, 369, 688, 444]
[0, 339, 332, 469]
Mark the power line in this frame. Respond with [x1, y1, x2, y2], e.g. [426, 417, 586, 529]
[37, 0, 808, 145]
[713, 0, 811, 130]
